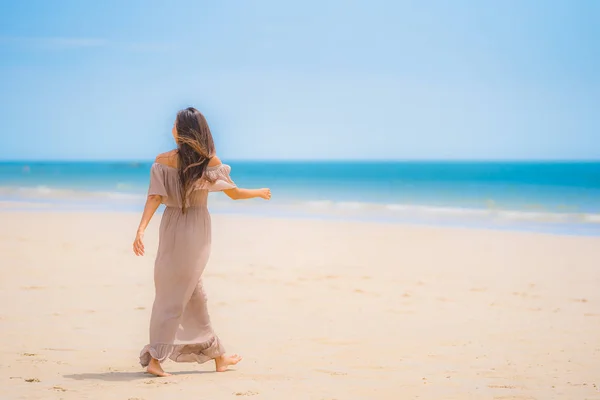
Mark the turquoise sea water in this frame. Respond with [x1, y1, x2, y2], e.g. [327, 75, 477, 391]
[1, 161, 599, 235]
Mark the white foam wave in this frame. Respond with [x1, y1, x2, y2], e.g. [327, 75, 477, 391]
[304, 200, 600, 225]
[385, 204, 490, 217]
[33, 185, 52, 194]
[306, 200, 334, 208]
[582, 213, 600, 223]
[2, 185, 600, 227]
[336, 201, 364, 210]
[495, 210, 570, 223]
[0, 186, 144, 202]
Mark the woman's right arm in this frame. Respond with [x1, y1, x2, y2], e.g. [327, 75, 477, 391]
[133, 194, 162, 256]
[223, 187, 271, 200]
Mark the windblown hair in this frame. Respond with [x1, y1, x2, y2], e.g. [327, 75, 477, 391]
[174, 107, 216, 213]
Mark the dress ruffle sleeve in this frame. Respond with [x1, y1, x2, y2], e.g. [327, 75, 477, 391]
[148, 163, 168, 199]
[195, 164, 237, 192]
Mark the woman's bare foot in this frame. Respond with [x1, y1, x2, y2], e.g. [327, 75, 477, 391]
[147, 357, 172, 377]
[215, 354, 242, 372]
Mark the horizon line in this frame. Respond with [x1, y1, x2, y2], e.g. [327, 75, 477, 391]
[1, 158, 600, 163]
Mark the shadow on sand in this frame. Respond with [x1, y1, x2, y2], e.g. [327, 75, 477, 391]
[64, 369, 216, 382]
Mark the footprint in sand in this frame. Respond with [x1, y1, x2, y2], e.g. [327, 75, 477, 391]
[566, 382, 590, 387]
[134, 307, 146, 310]
[353, 288, 379, 296]
[488, 384, 519, 389]
[51, 386, 67, 392]
[144, 380, 175, 386]
[572, 298, 588, 303]
[235, 391, 259, 396]
[22, 353, 37, 357]
[43, 348, 76, 352]
[25, 378, 40, 383]
[21, 286, 46, 291]
[314, 369, 347, 376]
[512, 292, 541, 299]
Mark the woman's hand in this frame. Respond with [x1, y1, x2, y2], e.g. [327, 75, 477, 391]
[133, 231, 145, 256]
[259, 188, 271, 200]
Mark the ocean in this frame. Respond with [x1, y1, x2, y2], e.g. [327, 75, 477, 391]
[1, 160, 599, 236]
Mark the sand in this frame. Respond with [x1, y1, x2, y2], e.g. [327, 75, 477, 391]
[1, 210, 599, 400]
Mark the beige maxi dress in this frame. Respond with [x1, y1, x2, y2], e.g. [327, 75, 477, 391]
[139, 162, 236, 367]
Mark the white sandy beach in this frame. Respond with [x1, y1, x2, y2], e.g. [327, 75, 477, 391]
[1, 210, 599, 400]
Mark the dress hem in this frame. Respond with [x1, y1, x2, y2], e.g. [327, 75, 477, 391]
[139, 336, 225, 367]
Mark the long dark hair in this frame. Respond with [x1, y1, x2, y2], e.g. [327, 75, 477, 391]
[174, 107, 216, 213]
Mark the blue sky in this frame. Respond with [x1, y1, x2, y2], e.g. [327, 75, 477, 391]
[0, 0, 598, 161]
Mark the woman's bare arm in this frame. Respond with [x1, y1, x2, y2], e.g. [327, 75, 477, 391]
[133, 194, 162, 256]
[223, 187, 271, 200]
[136, 195, 162, 235]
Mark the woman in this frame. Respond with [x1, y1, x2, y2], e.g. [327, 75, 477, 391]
[133, 107, 271, 377]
